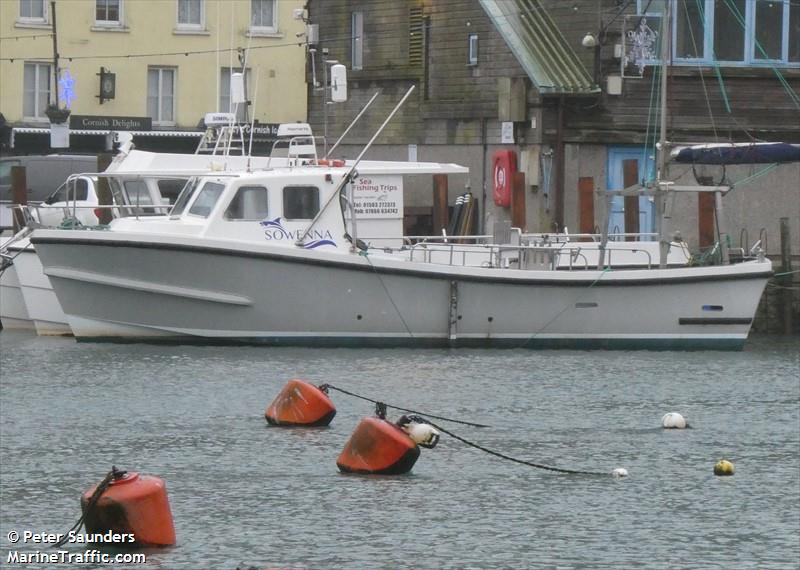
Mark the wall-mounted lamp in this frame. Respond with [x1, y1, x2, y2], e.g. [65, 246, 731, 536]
[581, 32, 599, 49]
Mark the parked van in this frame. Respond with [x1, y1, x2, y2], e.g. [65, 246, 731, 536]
[0, 154, 98, 233]
[33, 174, 184, 228]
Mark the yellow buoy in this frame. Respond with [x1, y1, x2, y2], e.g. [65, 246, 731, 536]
[714, 459, 735, 476]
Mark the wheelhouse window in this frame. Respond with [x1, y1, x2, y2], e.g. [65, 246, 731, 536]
[19, 0, 47, 23]
[250, 0, 277, 34]
[95, 0, 122, 26]
[225, 186, 269, 220]
[351, 11, 364, 70]
[219, 68, 249, 122]
[188, 181, 225, 218]
[637, 0, 800, 66]
[468, 33, 479, 66]
[147, 67, 176, 125]
[283, 186, 319, 220]
[23, 62, 51, 120]
[177, 0, 203, 30]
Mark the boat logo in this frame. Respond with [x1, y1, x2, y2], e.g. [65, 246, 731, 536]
[259, 217, 336, 249]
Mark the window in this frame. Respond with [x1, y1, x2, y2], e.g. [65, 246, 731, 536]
[177, 0, 203, 29]
[95, 0, 122, 26]
[220, 68, 250, 122]
[19, 0, 47, 22]
[157, 179, 186, 204]
[674, 1, 704, 59]
[147, 67, 176, 125]
[170, 178, 202, 217]
[188, 181, 225, 218]
[638, 0, 799, 66]
[225, 186, 269, 220]
[352, 11, 364, 70]
[23, 62, 51, 120]
[250, 0, 276, 34]
[714, 0, 745, 61]
[283, 186, 319, 220]
[45, 179, 89, 204]
[468, 33, 479, 65]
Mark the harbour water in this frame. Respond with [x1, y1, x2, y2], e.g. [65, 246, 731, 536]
[1, 331, 798, 569]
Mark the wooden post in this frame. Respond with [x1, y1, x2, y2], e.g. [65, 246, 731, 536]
[578, 176, 595, 239]
[96, 153, 113, 225]
[780, 217, 793, 335]
[432, 174, 448, 235]
[511, 171, 526, 230]
[11, 166, 28, 233]
[622, 159, 639, 241]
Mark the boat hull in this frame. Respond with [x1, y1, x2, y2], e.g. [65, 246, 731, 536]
[32, 232, 772, 350]
[0, 239, 71, 335]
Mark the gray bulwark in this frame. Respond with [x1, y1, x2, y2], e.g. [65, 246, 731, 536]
[479, 0, 598, 95]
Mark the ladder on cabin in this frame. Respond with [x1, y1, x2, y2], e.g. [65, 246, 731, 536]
[195, 125, 246, 156]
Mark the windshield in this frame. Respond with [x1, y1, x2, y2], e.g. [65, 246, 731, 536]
[188, 182, 225, 218]
[170, 178, 202, 217]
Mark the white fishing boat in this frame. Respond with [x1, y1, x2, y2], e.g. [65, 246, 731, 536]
[30, 84, 774, 349]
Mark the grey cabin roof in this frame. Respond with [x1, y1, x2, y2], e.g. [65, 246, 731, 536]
[479, 0, 599, 95]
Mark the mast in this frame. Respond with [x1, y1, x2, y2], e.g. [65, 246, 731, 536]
[656, 0, 671, 269]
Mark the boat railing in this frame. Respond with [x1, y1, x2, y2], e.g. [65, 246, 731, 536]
[374, 234, 666, 271]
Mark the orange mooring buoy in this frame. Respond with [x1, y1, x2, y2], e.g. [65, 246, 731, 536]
[265, 379, 337, 426]
[81, 469, 175, 547]
[337, 416, 421, 475]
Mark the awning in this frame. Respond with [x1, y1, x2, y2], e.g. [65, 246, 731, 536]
[10, 127, 203, 148]
[479, 0, 598, 95]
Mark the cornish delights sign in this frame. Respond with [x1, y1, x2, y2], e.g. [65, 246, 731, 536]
[70, 115, 152, 130]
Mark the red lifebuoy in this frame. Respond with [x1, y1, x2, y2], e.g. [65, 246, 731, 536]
[492, 150, 517, 207]
[265, 379, 337, 426]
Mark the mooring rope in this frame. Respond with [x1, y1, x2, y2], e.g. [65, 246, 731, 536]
[53, 467, 125, 548]
[319, 384, 489, 428]
[360, 252, 416, 339]
[399, 413, 610, 476]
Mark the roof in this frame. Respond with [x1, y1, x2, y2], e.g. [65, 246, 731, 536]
[479, 0, 598, 95]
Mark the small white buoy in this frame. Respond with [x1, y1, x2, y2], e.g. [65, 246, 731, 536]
[611, 467, 629, 478]
[661, 412, 687, 429]
[397, 415, 440, 449]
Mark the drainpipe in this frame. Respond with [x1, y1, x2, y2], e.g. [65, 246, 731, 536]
[480, 117, 487, 234]
[554, 95, 565, 231]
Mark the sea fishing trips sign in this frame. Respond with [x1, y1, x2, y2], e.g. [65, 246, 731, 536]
[349, 175, 403, 219]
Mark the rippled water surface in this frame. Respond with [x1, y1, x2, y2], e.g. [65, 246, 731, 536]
[1, 332, 798, 569]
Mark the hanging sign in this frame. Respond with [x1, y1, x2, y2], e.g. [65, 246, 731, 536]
[622, 14, 660, 78]
[350, 175, 403, 219]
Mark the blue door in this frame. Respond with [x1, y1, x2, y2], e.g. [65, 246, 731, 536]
[606, 147, 656, 239]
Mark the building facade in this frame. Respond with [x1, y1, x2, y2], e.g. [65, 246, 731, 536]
[306, 0, 799, 257]
[0, 0, 308, 154]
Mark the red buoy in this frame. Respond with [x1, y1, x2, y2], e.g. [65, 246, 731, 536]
[336, 416, 420, 475]
[265, 379, 336, 426]
[81, 470, 175, 547]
